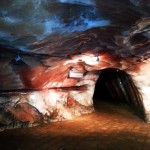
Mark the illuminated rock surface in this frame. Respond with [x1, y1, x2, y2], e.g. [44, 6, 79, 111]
[0, 0, 149, 129]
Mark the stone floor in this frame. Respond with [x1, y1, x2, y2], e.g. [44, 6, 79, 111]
[0, 101, 150, 150]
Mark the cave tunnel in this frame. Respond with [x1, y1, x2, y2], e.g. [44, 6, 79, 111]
[93, 68, 146, 122]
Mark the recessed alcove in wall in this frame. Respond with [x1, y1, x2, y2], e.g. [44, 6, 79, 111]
[93, 68, 146, 121]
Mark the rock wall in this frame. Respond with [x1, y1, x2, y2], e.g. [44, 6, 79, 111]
[0, 16, 149, 129]
[129, 61, 150, 122]
[0, 70, 97, 129]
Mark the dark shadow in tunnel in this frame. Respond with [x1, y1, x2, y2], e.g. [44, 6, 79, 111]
[93, 68, 146, 122]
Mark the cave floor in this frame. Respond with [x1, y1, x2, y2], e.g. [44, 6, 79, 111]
[0, 101, 150, 150]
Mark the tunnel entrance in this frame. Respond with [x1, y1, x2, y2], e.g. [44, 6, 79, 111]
[93, 68, 146, 121]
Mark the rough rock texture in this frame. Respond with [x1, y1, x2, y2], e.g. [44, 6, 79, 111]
[0, 0, 150, 129]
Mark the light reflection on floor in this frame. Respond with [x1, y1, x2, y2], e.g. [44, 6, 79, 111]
[0, 101, 150, 150]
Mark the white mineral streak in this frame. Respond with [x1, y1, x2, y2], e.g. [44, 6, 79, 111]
[28, 92, 49, 115]
[70, 86, 94, 106]
[28, 90, 68, 115]
[69, 72, 99, 107]
[43, 82, 63, 88]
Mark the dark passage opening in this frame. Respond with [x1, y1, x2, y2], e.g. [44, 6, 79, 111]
[93, 68, 146, 121]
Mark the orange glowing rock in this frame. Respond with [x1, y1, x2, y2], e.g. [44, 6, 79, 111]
[5, 103, 42, 123]
[67, 97, 75, 108]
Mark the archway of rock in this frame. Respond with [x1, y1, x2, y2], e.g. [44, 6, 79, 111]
[93, 68, 146, 122]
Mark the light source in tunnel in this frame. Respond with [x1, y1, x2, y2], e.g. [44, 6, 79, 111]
[65, 54, 100, 66]
[15, 55, 21, 62]
[94, 55, 100, 62]
[85, 54, 100, 64]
